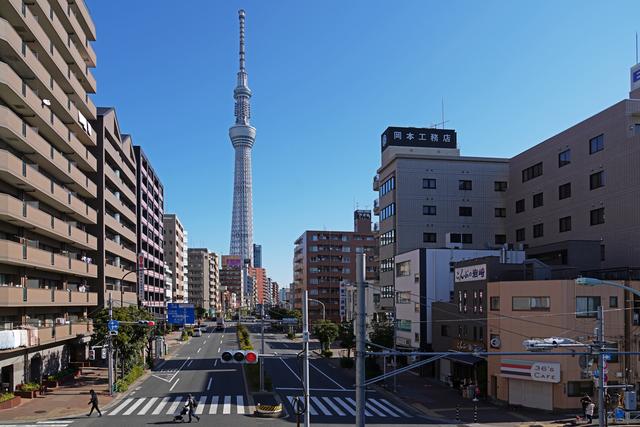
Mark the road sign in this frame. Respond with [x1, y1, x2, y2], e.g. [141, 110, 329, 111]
[138, 254, 145, 302]
[167, 303, 195, 325]
[604, 353, 612, 361]
[282, 317, 297, 324]
[108, 320, 119, 332]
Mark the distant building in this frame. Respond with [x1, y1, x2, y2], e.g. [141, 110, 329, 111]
[293, 210, 378, 322]
[253, 244, 262, 268]
[187, 249, 210, 311]
[209, 253, 221, 316]
[271, 280, 279, 307]
[248, 267, 267, 305]
[163, 214, 187, 302]
[221, 255, 243, 311]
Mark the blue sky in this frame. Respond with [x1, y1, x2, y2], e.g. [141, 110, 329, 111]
[88, 0, 638, 288]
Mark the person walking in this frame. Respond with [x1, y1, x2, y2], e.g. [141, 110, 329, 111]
[87, 389, 102, 417]
[580, 394, 592, 419]
[585, 401, 595, 424]
[187, 394, 200, 423]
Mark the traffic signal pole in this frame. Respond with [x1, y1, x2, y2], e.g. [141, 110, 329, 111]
[108, 293, 114, 397]
[260, 304, 265, 391]
[355, 254, 366, 427]
[302, 290, 310, 427]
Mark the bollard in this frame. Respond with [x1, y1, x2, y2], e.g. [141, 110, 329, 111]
[473, 403, 478, 423]
[455, 404, 460, 422]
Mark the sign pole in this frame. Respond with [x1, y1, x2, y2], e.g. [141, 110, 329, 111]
[302, 291, 310, 427]
[355, 253, 366, 427]
[108, 293, 113, 397]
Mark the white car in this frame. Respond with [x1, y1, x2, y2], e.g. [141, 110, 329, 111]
[194, 328, 202, 337]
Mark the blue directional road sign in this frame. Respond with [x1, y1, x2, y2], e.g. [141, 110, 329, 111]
[603, 353, 612, 361]
[108, 320, 119, 332]
[167, 303, 195, 325]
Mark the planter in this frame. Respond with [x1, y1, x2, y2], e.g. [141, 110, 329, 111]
[44, 380, 58, 388]
[58, 375, 74, 385]
[0, 396, 21, 410]
[15, 390, 36, 399]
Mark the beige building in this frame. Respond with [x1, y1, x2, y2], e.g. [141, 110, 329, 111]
[486, 279, 637, 410]
[209, 252, 221, 316]
[0, 0, 99, 388]
[163, 214, 186, 302]
[92, 109, 138, 308]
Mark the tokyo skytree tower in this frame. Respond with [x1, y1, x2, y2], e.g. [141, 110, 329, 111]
[229, 9, 255, 265]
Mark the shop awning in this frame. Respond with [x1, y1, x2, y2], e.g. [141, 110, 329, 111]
[444, 353, 485, 366]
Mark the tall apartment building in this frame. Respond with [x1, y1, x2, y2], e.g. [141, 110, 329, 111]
[249, 267, 267, 305]
[270, 280, 279, 307]
[506, 67, 640, 270]
[92, 109, 138, 308]
[373, 127, 509, 310]
[293, 210, 377, 322]
[253, 244, 262, 268]
[0, 0, 100, 388]
[221, 255, 243, 312]
[134, 146, 164, 317]
[208, 252, 220, 316]
[187, 248, 211, 311]
[163, 214, 186, 302]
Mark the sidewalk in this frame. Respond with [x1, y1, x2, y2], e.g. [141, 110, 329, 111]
[0, 330, 184, 421]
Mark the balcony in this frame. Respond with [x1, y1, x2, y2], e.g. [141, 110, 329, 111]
[104, 238, 136, 263]
[50, 0, 96, 67]
[104, 263, 137, 284]
[104, 214, 136, 243]
[0, 149, 96, 224]
[37, 321, 93, 346]
[0, 193, 96, 251]
[104, 141, 136, 184]
[0, 286, 97, 307]
[105, 190, 136, 225]
[105, 165, 136, 206]
[69, 0, 96, 43]
[373, 174, 380, 191]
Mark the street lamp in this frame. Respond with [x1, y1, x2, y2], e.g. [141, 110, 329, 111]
[308, 298, 325, 321]
[121, 267, 153, 308]
[575, 277, 640, 426]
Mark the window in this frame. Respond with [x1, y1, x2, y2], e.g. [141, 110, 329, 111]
[568, 381, 594, 397]
[396, 261, 410, 277]
[495, 234, 506, 245]
[610, 296, 618, 308]
[379, 176, 395, 196]
[380, 229, 395, 246]
[423, 178, 436, 189]
[533, 192, 544, 208]
[459, 180, 472, 190]
[490, 296, 500, 311]
[380, 258, 394, 272]
[589, 134, 604, 154]
[380, 203, 395, 220]
[522, 162, 543, 182]
[397, 319, 411, 332]
[423, 205, 437, 215]
[590, 208, 605, 226]
[494, 181, 507, 192]
[533, 223, 544, 238]
[516, 228, 525, 242]
[576, 296, 601, 318]
[515, 199, 525, 213]
[558, 182, 571, 200]
[600, 244, 605, 261]
[590, 171, 605, 190]
[512, 296, 550, 311]
[558, 149, 571, 167]
[462, 233, 473, 244]
[494, 208, 506, 218]
[396, 291, 411, 303]
[423, 232, 436, 243]
[449, 233, 472, 244]
[459, 206, 473, 217]
[440, 325, 449, 337]
[559, 216, 572, 233]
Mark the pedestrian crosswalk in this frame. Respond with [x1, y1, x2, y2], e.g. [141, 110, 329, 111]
[284, 395, 411, 418]
[104, 395, 246, 416]
[0, 421, 75, 427]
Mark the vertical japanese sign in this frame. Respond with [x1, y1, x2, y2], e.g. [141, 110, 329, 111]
[138, 254, 145, 303]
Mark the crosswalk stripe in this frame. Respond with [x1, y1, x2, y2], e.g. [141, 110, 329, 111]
[138, 397, 158, 415]
[166, 396, 184, 415]
[346, 397, 372, 416]
[195, 396, 207, 414]
[321, 396, 345, 416]
[236, 395, 245, 414]
[123, 398, 146, 416]
[365, 400, 386, 417]
[152, 396, 170, 415]
[369, 398, 399, 417]
[379, 398, 410, 417]
[223, 395, 231, 414]
[108, 398, 133, 416]
[209, 396, 219, 414]
[310, 397, 331, 415]
[333, 396, 356, 416]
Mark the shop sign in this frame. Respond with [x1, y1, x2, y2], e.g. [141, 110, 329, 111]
[455, 264, 487, 283]
[500, 359, 560, 383]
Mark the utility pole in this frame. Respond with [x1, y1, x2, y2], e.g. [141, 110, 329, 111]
[597, 305, 605, 427]
[260, 304, 265, 391]
[355, 254, 366, 427]
[302, 290, 310, 427]
[108, 293, 114, 396]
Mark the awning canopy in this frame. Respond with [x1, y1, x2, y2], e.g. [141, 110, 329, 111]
[444, 353, 485, 366]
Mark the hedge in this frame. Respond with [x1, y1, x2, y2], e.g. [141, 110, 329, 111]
[115, 365, 145, 392]
[0, 393, 14, 403]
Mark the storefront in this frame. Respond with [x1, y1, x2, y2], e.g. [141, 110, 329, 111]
[500, 359, 560, 411]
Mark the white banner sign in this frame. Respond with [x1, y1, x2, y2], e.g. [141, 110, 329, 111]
[455, 264, 487, 283]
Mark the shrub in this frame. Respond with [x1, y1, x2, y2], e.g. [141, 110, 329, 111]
[0, 392, 14, 403]
[180, 330, 189, 341]
[322, 349, 333, 358]
[237, 324, 253, 349]
[19, 383, 40, 392]
[286, 332, 295, 340]
[115, 364, 145, 392]
[339, 357, 354, 368]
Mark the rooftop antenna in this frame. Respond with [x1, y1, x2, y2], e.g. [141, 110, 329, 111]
[430, 98, 449, 129]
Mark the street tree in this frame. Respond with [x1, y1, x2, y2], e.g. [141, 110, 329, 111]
[312, 320, 339, 352]
[338, 320, 355, 359]
[369, 320, 394, 350]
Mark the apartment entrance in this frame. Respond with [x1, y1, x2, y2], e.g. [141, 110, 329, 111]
[1, 365, 13, 392]
[29, 354, 42, 383]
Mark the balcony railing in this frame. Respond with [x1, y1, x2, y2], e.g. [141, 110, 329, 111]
[0, 286, 97, 307]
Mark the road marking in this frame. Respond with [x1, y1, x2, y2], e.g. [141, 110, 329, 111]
[369, 398, 399, 417]
[123, 397, 146, 415]
[347, 397, 372, 416]
[365, 400, 386, 417]
[334, 397, 356, 416]
[166, 396, 184, 414]
[198, 347, 202, 353]
[169, 377, 180, 391]
[187, 360, 193, 367]
[322, 396, 345, 416]
[287, 396, 317, 416]
[207, 377, 213, 391]
[280, 358, 301, 382]
[276, 387, 355, 392]
[310, 362, 346, 389]
[209, 396, 219, 414]
[380, 398, 410, 417]
[203, 340, 207, 345]
[214, 359, 218, 367]
[195, 396, 207, 414]
[223, 395, 231, 414]
[152, 396, 170, 414]
[108, 398, 133, 416]
[137, 396, 158, 415]
[237, 395, 245, 414]
[311, 396, 332, 415]
[218, 346, 221, 352]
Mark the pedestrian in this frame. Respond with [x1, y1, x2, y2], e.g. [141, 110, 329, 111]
[585, 401, 595, 424]
[580, 393, 592, 419]
[87, 389, 102, 417]
[187, 393, 200, 423]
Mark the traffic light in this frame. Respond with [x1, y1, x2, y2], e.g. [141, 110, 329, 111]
[137, 320, 156, 327]
[88, 349, 95, 360]
[220, 350, 258, 364]
[101, 347, 107, 360]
